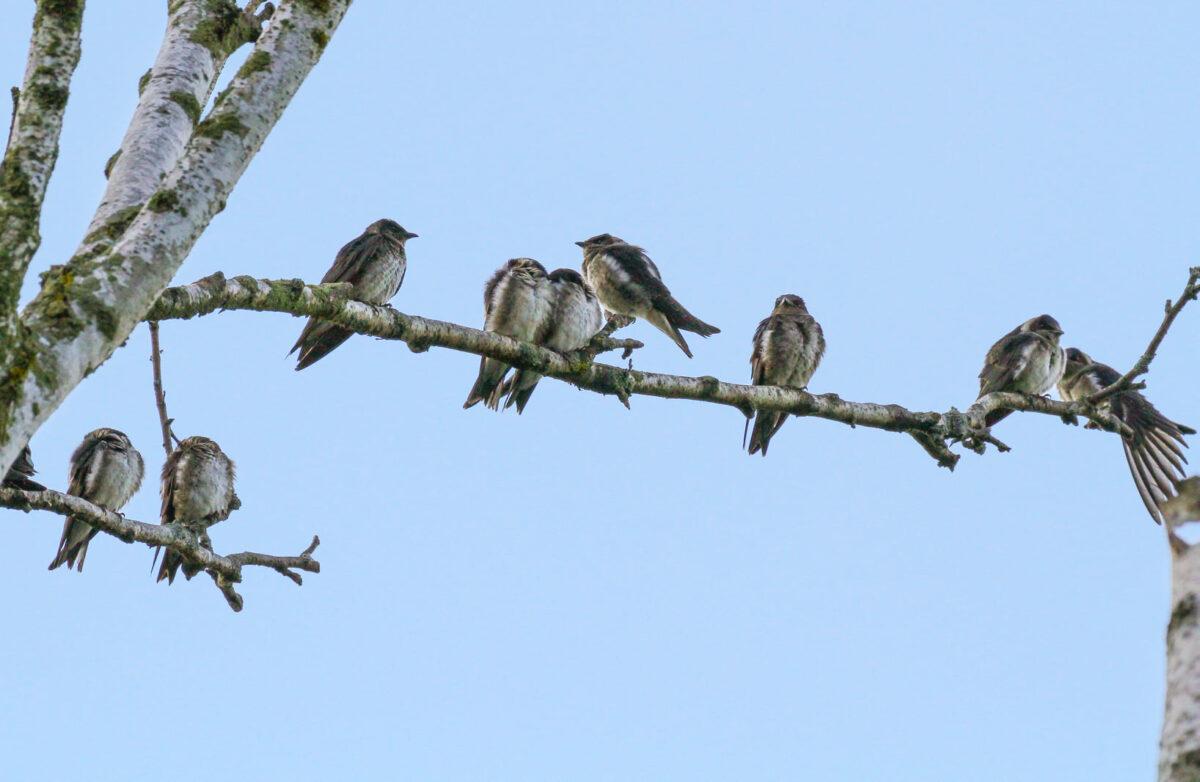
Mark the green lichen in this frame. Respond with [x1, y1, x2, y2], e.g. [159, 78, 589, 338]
[310, 28, 329, 52]
[298, 0, 331, 13]
[190, 0, 260, 59]
[168, 90, 202, 125]
[83, 205, 141, 245]
[34, 0, 84, 31]
[138, 68, 153, 95]
[103, 149, 121, 179]
[237, 50, 271, 79]
[195, 112, 249, 140]
[0, 331, 40, 445]
[28, 75, 68, 112]
[147, 189, 181, 213]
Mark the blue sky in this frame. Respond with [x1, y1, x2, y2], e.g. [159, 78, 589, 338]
[2, 2, 1197, 779]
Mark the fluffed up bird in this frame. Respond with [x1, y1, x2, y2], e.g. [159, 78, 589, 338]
[745, 295, 825, 456]
[49, 429, 144, 572]
[498, 268, 604, 414]
[155, 436, 239, 584]
[976, 314, 1065, 426]
[576, 233, 719, 357]
[463, 258, 555, 410]
[3, 445, 44, 491]
[1059, 347, 1195, 524]
[290, 218, 416, 371]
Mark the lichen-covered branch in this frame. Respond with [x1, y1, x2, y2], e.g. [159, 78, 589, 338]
[1089, 266, 1200, 406]
[148, 321, 177, 458]
[147, 273, 1135, 470]
[0, 486, 319, 611]
[0, 0, 84, 320]
[1160, 480, 1200, 781]
[0, 0, 350, 474]
[88, 0, 266, 239]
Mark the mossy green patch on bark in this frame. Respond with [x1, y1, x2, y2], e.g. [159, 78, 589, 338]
[298, 0, 332, 14]
[28, 79, 68, 113]
[103, 149, 121, 179]
[195, 112, 249, 140]
[190, 0, 262, 59]
[138, 68, 153, 96]
[169, 91, 202, 126]
[34, 0, 84, 31]
[148, 189, 182, 214]
[1170, 595, 1197, 637]
[83, 204, 141, 245]
[237, 50, 271, 79]
[310, 29, 329, 52]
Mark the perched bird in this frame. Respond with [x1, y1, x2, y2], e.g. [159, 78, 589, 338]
[49, 429, 144, 572]
[289, 218, 416, 370]
[3, 446, 44, 491]
[576, 233, 719, 357]
[463, 258, 555, 410]
[499, 268, 604, 413]
[745, 295, 825, 456]
[976, 314, 1065, 426]
[1059, 347, 1195, 524]
[155, 436, 239, 584]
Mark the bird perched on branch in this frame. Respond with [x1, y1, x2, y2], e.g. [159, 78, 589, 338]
[498, 268, 604, 414]
[1059, 347, 1194, 524]
[290, 218, 416, 370]
[576, 233, 719, 357]
[49, 429, 144, 572]
[155, 436, 239, 584]
[3, 446, 44, 491]
[745, 295, 825, 456]
[464, 258, 555, 410]
[976, 314, 1065, 426]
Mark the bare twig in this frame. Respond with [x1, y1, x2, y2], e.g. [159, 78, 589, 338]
[1089, 266, 1200, 405]
[148, 321, 176, 457]
[0, 486, 319, 612]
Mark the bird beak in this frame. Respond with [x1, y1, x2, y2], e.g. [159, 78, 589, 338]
[574, 240, 586, 248]
[406, 232, 419, 239]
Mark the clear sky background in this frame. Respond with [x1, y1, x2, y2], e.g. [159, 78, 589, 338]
[1, 2, 1196, 779]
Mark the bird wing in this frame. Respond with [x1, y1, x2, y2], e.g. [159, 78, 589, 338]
[750, 316, 773, 386]
[604, 243, 675, 305]
[159, 448, 184, 524]
[320, 232, 387, 285]
[978, 332, 1035, 395]
[66, 434, 102, 497]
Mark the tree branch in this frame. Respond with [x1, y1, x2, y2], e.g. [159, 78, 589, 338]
[0, 486, 319, 612]
[0, 0, 84, 319]
[88, 0, 267, 238]
[0, 0, 351, 474]
[148, 321, 177, 458]
[146, 273, 1137, 470]
[1089, 266, 1200, 405]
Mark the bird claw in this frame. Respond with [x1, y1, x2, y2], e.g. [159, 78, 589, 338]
[1060, 414, 1079, 427]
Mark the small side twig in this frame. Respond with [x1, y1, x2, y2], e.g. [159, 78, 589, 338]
[148, 321, 177, 457]
[6, 86, 18, 150]
[1089, 266, 1200, 405]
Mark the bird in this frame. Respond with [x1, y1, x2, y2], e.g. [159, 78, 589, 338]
[3, 445, 44, 491]
[1059, 347, 1195, 524]
[155, 436, 239, 584]
[576, 233, 719, 357]
[745, 294, 825, 456]
[49, 428, 144, 572]
[976, 314, 1065, 426]
[499, 268, 604, 413]
[289, 218, 416, 370]
[463, 258, 555, 410]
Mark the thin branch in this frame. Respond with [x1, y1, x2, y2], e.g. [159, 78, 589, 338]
[0, 0, 85, 319]
[146, 273, 1140, 470]
[0, 486, 319, 612]
[1089, 266, 1200, 405]
[148, 321, 176, 458]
